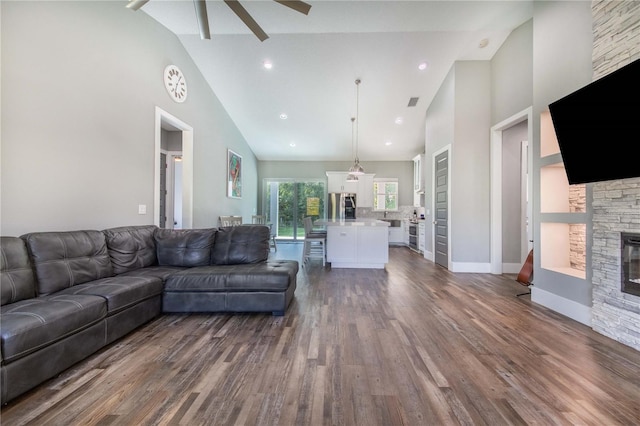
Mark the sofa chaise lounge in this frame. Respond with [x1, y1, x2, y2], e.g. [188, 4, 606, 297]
[0, 224, 298, 404]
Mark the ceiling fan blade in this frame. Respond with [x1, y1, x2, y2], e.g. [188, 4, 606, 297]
[274, 0, 311, 15]
[125, 0, 150, 11]
[224, 0, 269, 42]
[193, 0, 211, 40]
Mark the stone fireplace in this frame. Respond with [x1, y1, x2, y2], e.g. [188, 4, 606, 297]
[589, 1, 640, 351]
[621, 233, 640, 297]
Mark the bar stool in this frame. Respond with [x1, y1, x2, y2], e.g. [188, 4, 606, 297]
[303, 217, 326, 266]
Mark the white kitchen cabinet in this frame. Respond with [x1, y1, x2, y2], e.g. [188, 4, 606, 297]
[326, 172, 357, 193]
[356, 173, 375, 208]
[389, 222, 404, 245]
[413, 191, 423, 208]
[413, 154, 424, 207]
[325, 224, 389, 268]
[413, 154, 424, 193]
[326, 226, 357, 263]
[418, 222, 425, 253]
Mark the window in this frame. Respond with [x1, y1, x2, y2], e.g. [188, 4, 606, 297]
[263, 179, 326, 240]
[373, 179, 398, 211]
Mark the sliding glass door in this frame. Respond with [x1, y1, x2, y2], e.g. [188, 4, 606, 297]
[263, 179, 326, 241]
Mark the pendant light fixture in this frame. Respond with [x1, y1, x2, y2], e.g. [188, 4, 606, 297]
[348, 79, 365, 176]
[346, 117, 359, 181]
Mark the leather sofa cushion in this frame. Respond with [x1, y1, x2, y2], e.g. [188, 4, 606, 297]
[1, 237, 36, 306]
[22, 230, 114, 296]
[155, 228, 216, 267]
[165, 261, 298, 292]
[117, 265, 186, 282]
[211, 225, 270, 265]
[0, 294, 106, 363]
[55, 276, 163, 315]
[103, 225, 158, 275]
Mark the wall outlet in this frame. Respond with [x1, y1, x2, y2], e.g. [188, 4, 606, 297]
[138, 204, 147, 215]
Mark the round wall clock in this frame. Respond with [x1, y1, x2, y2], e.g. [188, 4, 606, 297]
[164, 65, 187, 103]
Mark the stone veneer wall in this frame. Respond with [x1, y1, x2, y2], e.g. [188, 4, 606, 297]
[569, 186, 586, 271]
[590, 1, 640, 350]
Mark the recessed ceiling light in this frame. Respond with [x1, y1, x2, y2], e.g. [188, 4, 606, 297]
[478, 38, 489, 48]
[385, 141, 393, 146]
[279, 113, 288, 119]
[418, 62, 428, 71]
[395, 117, 403, 125]
[289, 142, 296, 147]
[263, 60, 273, 69]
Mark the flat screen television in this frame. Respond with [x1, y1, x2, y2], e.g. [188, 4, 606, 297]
[548, 58, 640, 185]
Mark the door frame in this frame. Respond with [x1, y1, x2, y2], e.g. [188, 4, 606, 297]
[154, 107, 193, 229]
[490, 107, 533, 274]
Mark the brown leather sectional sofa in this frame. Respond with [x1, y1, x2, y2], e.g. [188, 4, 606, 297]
[0, 225, 298, 404]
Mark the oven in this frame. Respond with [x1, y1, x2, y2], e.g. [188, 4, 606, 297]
[409, 222, 418, 251]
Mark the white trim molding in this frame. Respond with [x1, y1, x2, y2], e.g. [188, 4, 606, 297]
[532, 286, 592, 327]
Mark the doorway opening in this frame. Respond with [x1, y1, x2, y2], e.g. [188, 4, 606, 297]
[490, 107, 533, 274]
[154, 107, 193, 229]
[161, 151, 183, 229]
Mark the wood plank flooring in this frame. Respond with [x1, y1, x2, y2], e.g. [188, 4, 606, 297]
[2, 244, 640, 425]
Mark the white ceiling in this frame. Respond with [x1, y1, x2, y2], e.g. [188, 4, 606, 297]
[141, 0, 533, 161]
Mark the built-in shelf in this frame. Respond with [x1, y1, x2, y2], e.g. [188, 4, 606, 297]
[540, 218, 586, 278]
[542, 266, 586, 279]
[539, 110, 587, 281]
[540, 162, 586, 213]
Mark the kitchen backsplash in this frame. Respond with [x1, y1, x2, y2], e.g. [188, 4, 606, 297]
[357, 205, 425, 220]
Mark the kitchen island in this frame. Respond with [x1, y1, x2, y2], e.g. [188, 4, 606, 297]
[314, 219, 390, 269]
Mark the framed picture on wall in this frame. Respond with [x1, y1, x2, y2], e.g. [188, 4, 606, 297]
[227, 149, 242, 198]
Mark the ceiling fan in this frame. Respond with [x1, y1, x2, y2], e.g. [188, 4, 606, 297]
[126, 0, 311, 42]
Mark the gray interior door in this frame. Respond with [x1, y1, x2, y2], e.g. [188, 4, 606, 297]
[159, 153, 167, 228]
[434, 150, 449, 269]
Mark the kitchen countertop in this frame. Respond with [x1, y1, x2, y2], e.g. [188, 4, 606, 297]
[314, 219, 390, 227]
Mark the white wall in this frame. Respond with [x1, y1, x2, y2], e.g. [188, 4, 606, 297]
[451, 61, 492, 265]
[491, 19, 534, 125]
[1, 1, 256, 236]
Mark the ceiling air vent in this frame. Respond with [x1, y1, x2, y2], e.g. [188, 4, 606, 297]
[407, 97, 419, 107]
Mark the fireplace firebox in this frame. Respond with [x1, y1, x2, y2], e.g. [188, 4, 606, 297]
[621, 232, 640, 297]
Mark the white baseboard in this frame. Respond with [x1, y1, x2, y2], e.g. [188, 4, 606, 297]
[450, 262, 491, 273]
[531, 287, 592, 326]
[424, 250, 434, 261]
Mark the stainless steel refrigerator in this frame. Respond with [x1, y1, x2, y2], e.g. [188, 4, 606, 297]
[328, 193, 356, 220]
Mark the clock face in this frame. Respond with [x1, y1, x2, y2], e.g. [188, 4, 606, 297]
[164, 65, 187, 103]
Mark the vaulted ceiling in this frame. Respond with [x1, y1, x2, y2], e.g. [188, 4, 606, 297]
[140, 0, 533, 161]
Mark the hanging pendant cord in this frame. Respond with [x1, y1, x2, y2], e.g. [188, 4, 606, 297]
[355, 79, 360, 162]
[351, 117, 356, 159]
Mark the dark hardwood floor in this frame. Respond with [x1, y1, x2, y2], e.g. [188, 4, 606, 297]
[2, 244, 640, 425]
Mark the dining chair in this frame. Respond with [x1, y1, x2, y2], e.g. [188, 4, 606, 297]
[219, 215, 243, 227]
[303, 216, 325, 266]
[252, 215, 277, 251]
